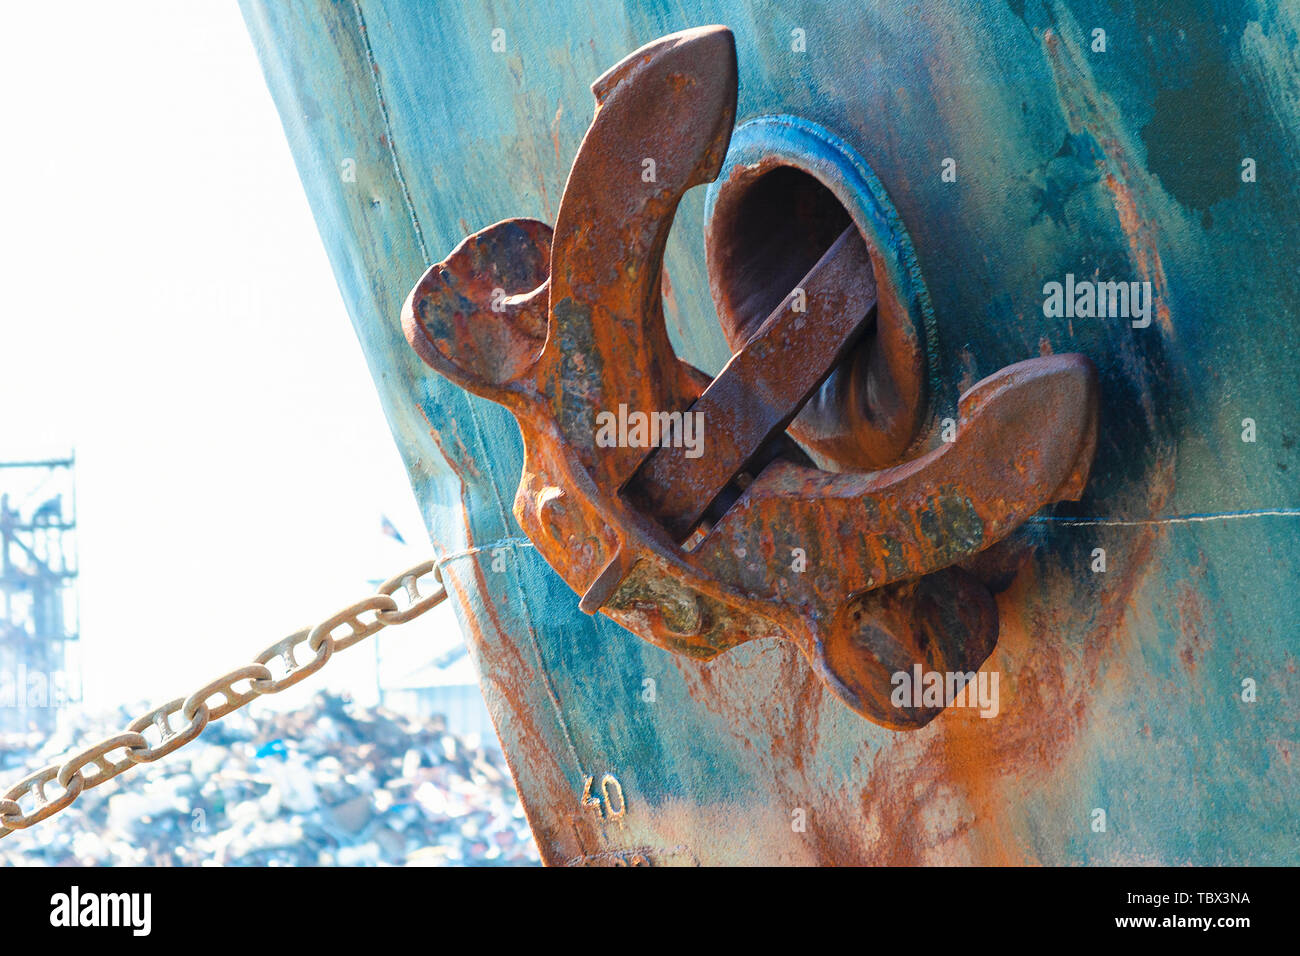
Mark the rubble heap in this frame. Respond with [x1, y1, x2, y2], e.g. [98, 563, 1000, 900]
[0, 693, 540, 866]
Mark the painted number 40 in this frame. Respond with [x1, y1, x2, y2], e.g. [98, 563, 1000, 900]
[580, 773, 626, 822]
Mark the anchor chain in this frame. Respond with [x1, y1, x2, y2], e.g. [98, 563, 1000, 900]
[0, 558, 447, 839]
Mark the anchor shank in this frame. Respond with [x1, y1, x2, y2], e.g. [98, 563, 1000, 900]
[625, 225, 876, 541]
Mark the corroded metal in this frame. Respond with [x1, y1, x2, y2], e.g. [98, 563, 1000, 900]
[0, 560, 447, 838]
[625, 224, 876, 543]
[705, 145, 929, 470]
[403, 25, 1100, 728]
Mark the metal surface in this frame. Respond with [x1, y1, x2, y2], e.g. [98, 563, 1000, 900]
[0, 559, 446, 839]
[704, 123, 930, 469]
[625, 224, 877, 542]
[403, 27, 1099, 728]
[241, 0, 1300, 865]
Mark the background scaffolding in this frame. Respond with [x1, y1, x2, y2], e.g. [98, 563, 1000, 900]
[0, 456, 80, 735]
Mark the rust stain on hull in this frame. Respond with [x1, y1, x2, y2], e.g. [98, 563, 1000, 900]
[1042, 27, 1174, 341]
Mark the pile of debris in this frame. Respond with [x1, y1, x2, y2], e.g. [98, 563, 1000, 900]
[0, 693, 539, 866]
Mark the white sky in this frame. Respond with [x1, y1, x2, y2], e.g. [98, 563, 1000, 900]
[0, 1, 464, 716]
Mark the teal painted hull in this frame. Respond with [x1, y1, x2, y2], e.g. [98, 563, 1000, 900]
[241, 0, 1300, 864]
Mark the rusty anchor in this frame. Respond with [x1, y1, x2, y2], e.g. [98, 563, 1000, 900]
[402, 25, 1099, 728]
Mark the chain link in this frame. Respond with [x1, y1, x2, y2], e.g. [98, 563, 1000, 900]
[0, 558, 447, 839]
